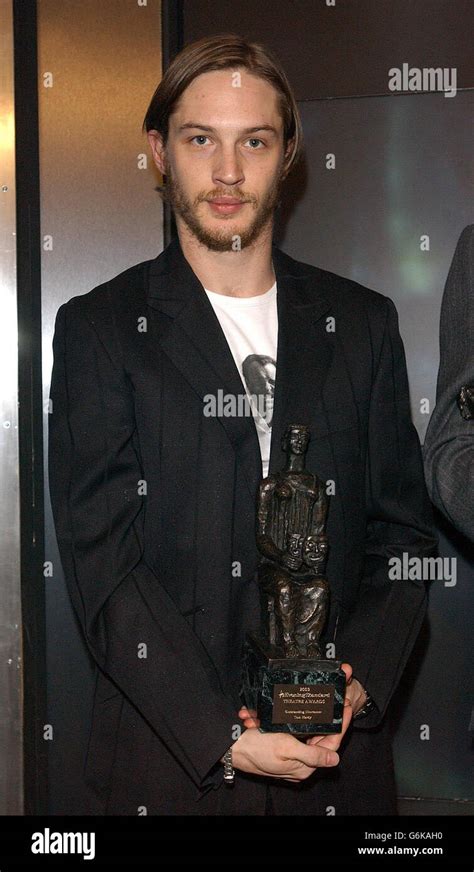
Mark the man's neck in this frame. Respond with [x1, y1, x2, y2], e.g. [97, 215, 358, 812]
[176, 221, 276, 298]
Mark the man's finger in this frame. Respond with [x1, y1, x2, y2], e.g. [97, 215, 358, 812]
[242, 717, 260, 729]
[341, 662, 353, 684]
[286, 739, 340, 769]
[238, 706, 258, 719]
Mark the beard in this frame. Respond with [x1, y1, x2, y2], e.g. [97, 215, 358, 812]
[161, 160, 284, 252]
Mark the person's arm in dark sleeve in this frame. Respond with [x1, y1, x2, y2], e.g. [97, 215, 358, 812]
[423, 225, 474, 542]
[48, 298, 237, 790]
[335, 296, 438, 728]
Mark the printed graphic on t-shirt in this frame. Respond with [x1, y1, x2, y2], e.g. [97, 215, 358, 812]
[242, 354, 276, 429]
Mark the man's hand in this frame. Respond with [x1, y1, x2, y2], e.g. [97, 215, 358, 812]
[233, 662, 365, 780]
[231, 664, 354, 782]
[305, 662, 364, 747]
[229, 702, 352, 782]
[341, 664, 370, 718]
[303, 664, 372, 743]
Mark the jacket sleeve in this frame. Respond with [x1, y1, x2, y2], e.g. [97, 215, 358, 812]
[335, 296, 438, 728]
[423, 225, 474, 542]
[48, 298, 238, 790]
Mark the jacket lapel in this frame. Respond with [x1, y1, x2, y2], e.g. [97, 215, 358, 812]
[146, 237, 334, 500]
[268, 250, 335, 475]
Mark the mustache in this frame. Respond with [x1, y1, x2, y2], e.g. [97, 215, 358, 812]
[197, 189, 258, 205]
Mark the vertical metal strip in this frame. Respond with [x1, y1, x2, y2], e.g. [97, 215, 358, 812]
[0, 0, 23, 815]
[161, 0, 184, 245]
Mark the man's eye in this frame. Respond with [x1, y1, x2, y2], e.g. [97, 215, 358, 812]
[246, 138, 264, 149]
[191, 135, 210, 146]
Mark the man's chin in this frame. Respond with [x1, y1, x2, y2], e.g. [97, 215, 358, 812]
[186, 223, 257, 252]
[201, 236, 244, 252]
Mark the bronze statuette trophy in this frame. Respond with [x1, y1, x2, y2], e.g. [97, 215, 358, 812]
[242, 424, 346, 735]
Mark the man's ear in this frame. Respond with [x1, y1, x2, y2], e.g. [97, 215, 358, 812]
[147, 130, 167, 175]
[281, 136, 295, 181]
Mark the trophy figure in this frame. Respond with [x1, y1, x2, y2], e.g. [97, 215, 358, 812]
[242, 424, 346, 735]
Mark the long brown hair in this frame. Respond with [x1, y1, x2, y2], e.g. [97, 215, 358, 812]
[142, 33, 304, 175]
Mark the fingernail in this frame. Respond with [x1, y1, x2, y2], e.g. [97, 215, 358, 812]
[327, 751, 339, 765]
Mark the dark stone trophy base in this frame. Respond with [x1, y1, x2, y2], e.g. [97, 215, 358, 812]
[242, 633, 346, 736]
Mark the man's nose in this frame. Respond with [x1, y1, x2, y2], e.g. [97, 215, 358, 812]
[212, 145, 245, 188]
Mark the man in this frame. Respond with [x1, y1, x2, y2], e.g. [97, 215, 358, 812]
[423, 225, 474, 542]
[48, 33, 437, 815]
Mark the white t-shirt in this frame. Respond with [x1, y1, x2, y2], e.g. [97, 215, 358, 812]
[204, 281, 278, 478]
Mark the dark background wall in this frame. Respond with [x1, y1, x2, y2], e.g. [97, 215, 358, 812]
[39, 0, 473, 813]
[185, 0, 474, 99]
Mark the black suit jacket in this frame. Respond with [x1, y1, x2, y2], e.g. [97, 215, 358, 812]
[48, 236, 437, 815]
[423, 225, 474, 542]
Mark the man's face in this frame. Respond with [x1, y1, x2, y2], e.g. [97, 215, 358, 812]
[148, 68, 292, 251]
